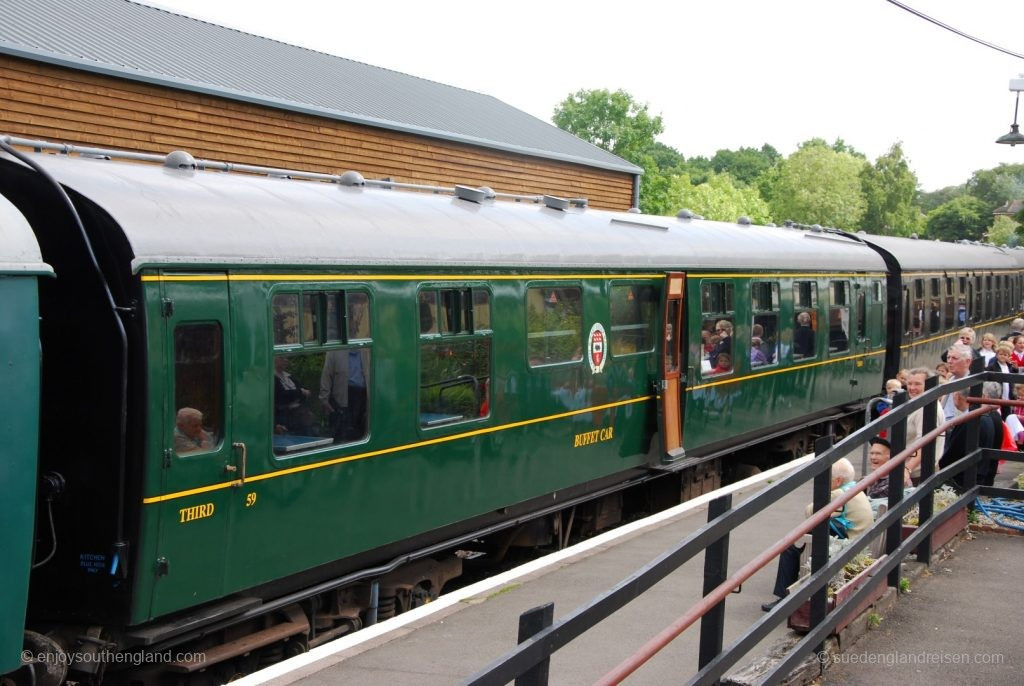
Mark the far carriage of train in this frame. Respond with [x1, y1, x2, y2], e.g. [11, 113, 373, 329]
[1, 136, 1022, 684]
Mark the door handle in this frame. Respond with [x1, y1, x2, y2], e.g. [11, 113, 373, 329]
[230, 442, 247, 486]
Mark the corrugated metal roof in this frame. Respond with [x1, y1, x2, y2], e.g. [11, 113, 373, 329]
[3, 149, 886, 275]
[0, 0, 642, 175]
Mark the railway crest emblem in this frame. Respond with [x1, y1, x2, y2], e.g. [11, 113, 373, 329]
[588, 323, 607, 374]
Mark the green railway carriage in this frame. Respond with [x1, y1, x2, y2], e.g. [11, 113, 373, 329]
[0, 194, 52, 673]
[0, 138, 1017, 678]
[855, 234, 1024, 371]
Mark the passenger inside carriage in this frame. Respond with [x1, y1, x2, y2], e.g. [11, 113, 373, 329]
[710, 352, 733, 375]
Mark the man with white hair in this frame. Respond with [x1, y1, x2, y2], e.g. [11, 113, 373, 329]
[942, 342, 977, 422]
[761, 457, 873, 611]
[173, 407, 213, 454]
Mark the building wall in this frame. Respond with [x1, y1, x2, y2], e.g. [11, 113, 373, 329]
[0, 55, 635, 210]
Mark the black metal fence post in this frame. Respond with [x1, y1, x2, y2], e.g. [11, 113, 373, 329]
[515, 603, 554, 686]
[918, 375, 939, 564]
[809, 435, 834, 644]
[887, 390, 908, 588]
[698, 493, 732, 672]
[963, 379, 983, 494]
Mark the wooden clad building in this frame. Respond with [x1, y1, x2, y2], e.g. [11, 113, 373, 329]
[0, 1, 640, 210]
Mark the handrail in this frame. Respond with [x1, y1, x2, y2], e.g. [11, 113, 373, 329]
[463, 370, 1024, 686]
[596, 404, 991, 685]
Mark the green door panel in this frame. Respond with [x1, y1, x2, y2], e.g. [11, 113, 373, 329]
[149, 275, 233, 619]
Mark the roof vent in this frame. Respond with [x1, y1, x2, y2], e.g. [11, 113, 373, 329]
[571, 198, 588, 208]
[765, 222, 776, 227]
[455, 185, 486, 203]
[163, 150, 196, 170]
[339, 171, 365, 187]
[677, 209, 694, 220]
[543, 195, 570, 211]
[737, 216, 751, 225]
[910, 233, 918, 239]
[627, 207, 642, 214]
[784, 220, 795, 227]
[478, 186, 497, 200]
[810, 224, 823, 233]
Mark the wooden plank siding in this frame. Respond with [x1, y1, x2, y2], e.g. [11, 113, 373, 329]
[0, 55, 635, 209]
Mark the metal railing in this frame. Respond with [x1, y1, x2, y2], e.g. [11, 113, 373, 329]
[463, 371, 1024, 686]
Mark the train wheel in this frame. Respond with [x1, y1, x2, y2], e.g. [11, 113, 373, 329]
[16, 631, 67, 686]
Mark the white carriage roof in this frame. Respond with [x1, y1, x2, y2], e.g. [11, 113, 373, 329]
[0, 0, 641, 176]
[0, 194, 53, 276]
[5, 149, 891, 276]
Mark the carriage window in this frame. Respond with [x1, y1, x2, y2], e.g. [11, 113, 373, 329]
[856, 290, 867, 339]
[527, 286, 582, 366]
[272, 290, 373, 455]
[985, 275, 993, 319]
[610, 284, 656, 355]
[829, 281, 849, 353]
[273, 294, 299, 345]
[751, 281, 779, 367]
[944, 278, 955, 331]
[701, 282, 734, 314]
[912, 278, 925, 338]
[422, 285, 491, 426]
[995, 275, 1004, 315]
[974, 277, 983, 322]
[173, 323, 223, 455]
[793, 281, 818, 359]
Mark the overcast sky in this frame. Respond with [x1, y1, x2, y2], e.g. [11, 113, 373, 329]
[147, 0, 1024, 192]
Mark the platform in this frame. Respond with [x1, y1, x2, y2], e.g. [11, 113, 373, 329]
[235, 458, 1024, 685]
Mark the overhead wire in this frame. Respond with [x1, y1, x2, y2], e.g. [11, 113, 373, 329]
[886, 0, 1024, 61]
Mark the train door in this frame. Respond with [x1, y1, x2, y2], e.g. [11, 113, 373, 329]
[151, 275, 233, 617]
[657, 272, 686, 462]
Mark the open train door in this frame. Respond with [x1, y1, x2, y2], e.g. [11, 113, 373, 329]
[657, 272, 686, 464]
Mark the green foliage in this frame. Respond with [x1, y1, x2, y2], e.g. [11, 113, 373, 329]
[860, 142, 923, 236]
[867, 612, 882, 628]
[665, 172, 771, 224]
[552, 89, 663, 163]
[797, 137, 865, 158]
[646, 141, 687, 174]
[898, 577, 911, 593]
[966, 164, 1024, 211]
[918, 185, 965, 213]
[987, 215, 1020, 246]
[681, 155, 714, 186]
[709, 145, 781, 186]
[925, 195, 992, 242]
[767, 141, 868, 229]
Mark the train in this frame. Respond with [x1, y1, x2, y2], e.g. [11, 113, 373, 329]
[1, 135, 1022, 684]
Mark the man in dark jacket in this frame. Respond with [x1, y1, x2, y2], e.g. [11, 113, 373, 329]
[939, 382, 1004, 489]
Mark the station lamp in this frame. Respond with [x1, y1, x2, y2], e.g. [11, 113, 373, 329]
[996, 76, 1024, 146]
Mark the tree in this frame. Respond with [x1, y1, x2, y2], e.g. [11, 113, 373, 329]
[553, 89, 671, 214]
[966, 164, 1024, 211]
[766, 142, 868, 229]
[552, 89, 663, 163]
[918, 185, 965, 214]
[924, 196, 992, 242]
[665, 172, 772, 224]
[987, 215, 1020, 246]
[709, 145, 781, 186]
[859, 142, 922, 236]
